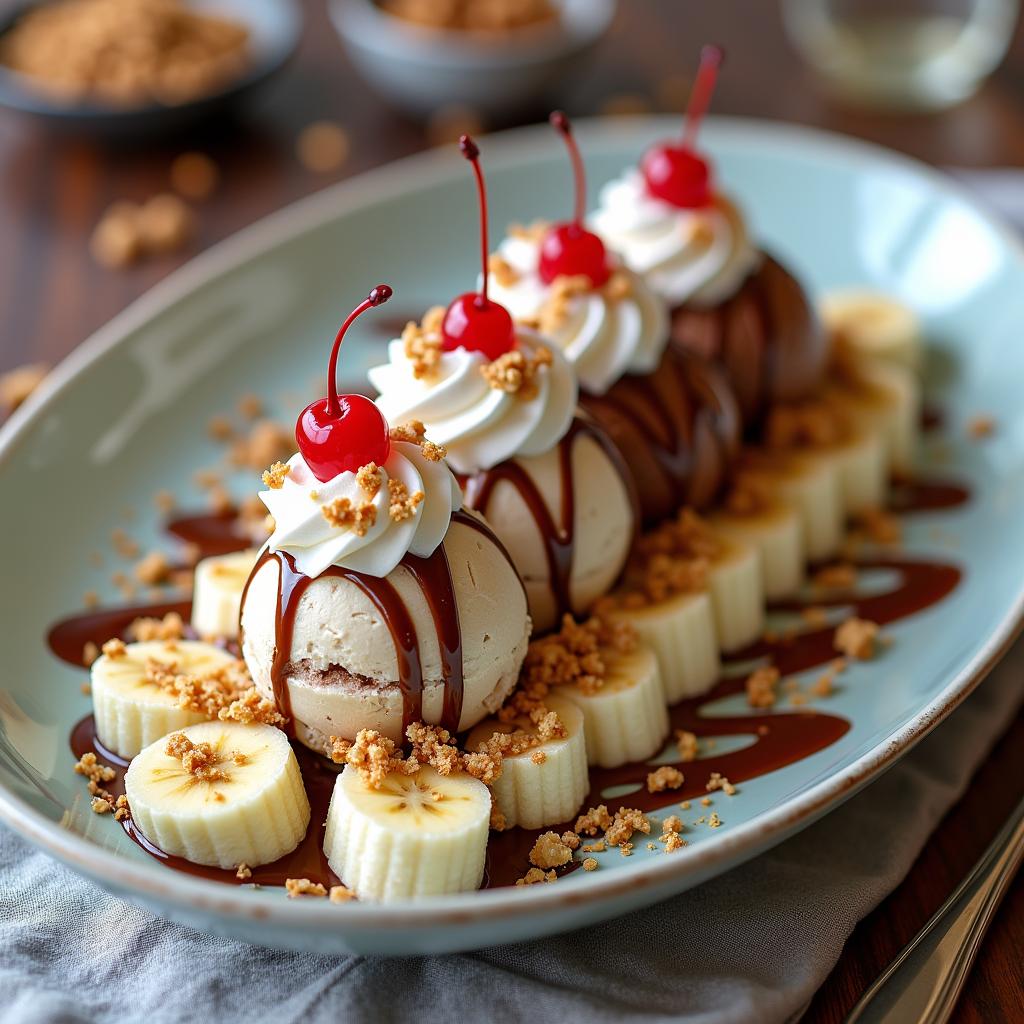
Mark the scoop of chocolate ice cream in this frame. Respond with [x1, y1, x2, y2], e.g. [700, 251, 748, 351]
[669, 252, 828, 429]
[580, 347, 741, 527]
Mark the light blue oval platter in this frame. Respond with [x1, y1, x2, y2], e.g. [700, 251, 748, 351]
[2, 117, 1024, 955]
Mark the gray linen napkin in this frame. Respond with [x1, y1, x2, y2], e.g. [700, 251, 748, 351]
[2, 638, 1021, 1024]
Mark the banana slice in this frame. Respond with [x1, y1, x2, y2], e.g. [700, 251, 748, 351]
[741, 450, 844, 563]
[556, 642, 669, 768]
[821, 289, 922, 371]
[708, 538, 764, 653]
[708, 502, 804, 601]
[829, 362, 920, 477]
[125, 720, 310, 869]
[324, 764, 490, 902]
[833, 425, 887, 515]
[466, 693, 588, 829]
[91, 640, 236, 759]
[608, 590, 720, 703]
[191, 548, 260, 640]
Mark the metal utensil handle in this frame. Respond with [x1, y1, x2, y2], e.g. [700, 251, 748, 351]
[844, 793, 1024, 1024]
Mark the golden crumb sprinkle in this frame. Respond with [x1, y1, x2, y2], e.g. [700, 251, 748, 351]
[389, 420, 427, 444]
[706, 772, 736, 796]
[285, 878, 328, 898]
[661, 815, 683, 834]
[489, 803, 508, 832]
[356, 462, 382, 498]
[529, 831, 574, 870]
[663, 833, 685, 852]
[165, 733, 230, 783]
[101, 638, 127, 660]
[296, 121, 350, 174]
[674, 729, 698, 762]
[834, 617, 880, 660]
[91, 796, 112, 815]
[387, 478, 424, 523]
[521, 613, 633, 697]
[746, 665, 780, 709]
[339, 729, 418, 789]
[708, 812, 723, 828]
[582, 857, 598, 871]
[488, 253, 519, 287]
[765, 400, 848, 450]
[813, 562, 857, 589]
[530, 750, 547, 765]
[968, 414, 995, 439]
[0, 363, 48, 413]
[646, 766, 684, 794]
[235, 863, 252, 880]
[329, 885, 355, 903]
[536, 273, 590, 334]
[262, 461, 291, 489]
[129, 611, 185, 642]
[402, 309, 445, 379]
[600, 508, 719, 611]
[321, 496, 378, 536]
[74, 752, 116, 785]
[479, 345, 552, 401]
[509, 220, 549, 244]
[515, 867, 557, 886]
[218, 687, 286, 728]
[603, 271, 633, 302]
[421, 439, 446, 462]
[856, 506, 902, 545]
[581, 840, 606, 853]
[134, 551, 171, 586]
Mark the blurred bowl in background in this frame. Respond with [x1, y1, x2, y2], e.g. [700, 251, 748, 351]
[0, 0, 302, 138]
[329, 0, 616, 122]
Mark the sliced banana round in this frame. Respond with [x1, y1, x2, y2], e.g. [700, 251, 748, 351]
[709, 502, 805, 601]
[708, 537, 764, 654]
[743, 450, 844, 563]
[607, 590, 720, 703]
[91, 640, 236, 759]
[125, 720, 310, 869]
[830, 361, 920, 477]
[821, 289, 922, 370]
[556, 642, 669, 768]
[466, 693, 589, 830]
[832, 425, 887, 515]
[191, 548, 260, 641]
[324, 764, 490, 902]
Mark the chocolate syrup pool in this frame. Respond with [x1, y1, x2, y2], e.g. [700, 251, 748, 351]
[52, 477, 966, 892]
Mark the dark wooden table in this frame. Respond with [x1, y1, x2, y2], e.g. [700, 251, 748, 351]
[1, 1, 1022, 1018]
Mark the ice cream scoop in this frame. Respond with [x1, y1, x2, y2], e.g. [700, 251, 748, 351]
[239, 288, 530, 750]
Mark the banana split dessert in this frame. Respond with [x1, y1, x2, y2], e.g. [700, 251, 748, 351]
[53, 72, 961, 906]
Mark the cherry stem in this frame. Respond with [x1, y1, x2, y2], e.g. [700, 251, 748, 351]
[326, 284, 392, 418]
[549, 111, 587, 227]
[459, 134, 491, 309]
[683, 44, 724, 151]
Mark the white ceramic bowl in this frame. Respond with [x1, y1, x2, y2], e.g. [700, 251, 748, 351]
[329, 0, 616, 120]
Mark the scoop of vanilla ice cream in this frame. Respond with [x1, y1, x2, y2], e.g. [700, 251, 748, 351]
[590, 170, 759, 309]
[468, 426, 634, 633]
[240, 513, 530, 750]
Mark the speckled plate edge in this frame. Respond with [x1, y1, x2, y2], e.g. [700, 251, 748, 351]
[3, 117, 1024, 944]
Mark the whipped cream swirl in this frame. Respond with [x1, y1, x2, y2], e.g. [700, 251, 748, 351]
[487, 233, 669, 396]
[590, 169, 760, 309]
[368, 327, 577, 475]
[259, 440, 462, 579]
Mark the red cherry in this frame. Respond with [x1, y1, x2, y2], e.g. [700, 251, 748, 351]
[539, 111, 611, 287]
[441, 292, 516, 362]
[641, 44, 723, 210]
[641, 145, 712, 208]
[440, 135, 516, 359]
[296, 284, 393, 483]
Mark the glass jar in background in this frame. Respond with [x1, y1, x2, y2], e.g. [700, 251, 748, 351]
[782, 0, 1020, 110]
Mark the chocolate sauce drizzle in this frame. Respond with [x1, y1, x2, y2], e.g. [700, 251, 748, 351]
[580, 348, 740, 525]
[51, 470, 969, 892]
[462, 416, 639, 621]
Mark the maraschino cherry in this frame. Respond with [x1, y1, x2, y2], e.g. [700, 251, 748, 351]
[539, 111, 610, 287]
[296, 285, 394, 483]
[441, 135, 516, 362]
[641, 44, 724, 209]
